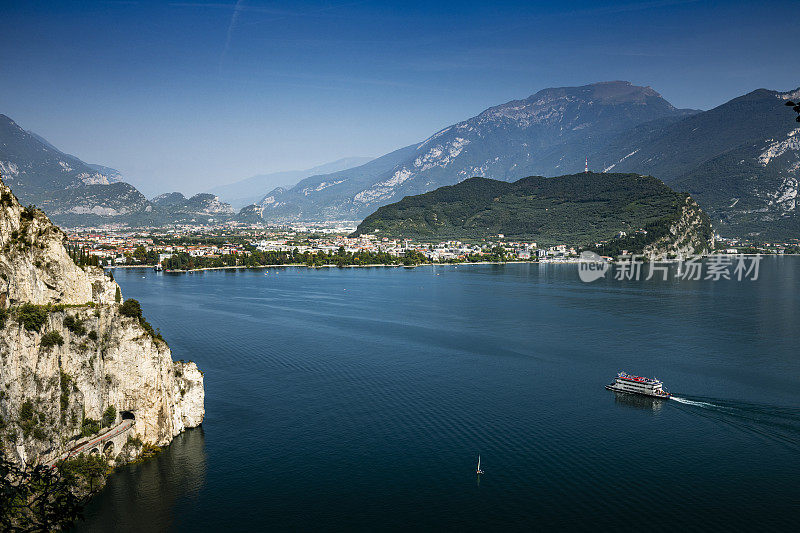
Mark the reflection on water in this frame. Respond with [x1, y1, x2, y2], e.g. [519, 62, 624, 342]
[74, 427, 207, 532]
[612, 391, 665, 413]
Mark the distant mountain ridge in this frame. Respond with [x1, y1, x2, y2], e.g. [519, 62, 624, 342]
[209, 157, 374, 209]
[250, 81, 698, 222]
[0, 114, 124, 198]
[248, 81, 800, 240]
[151, 191, 235, 220]
[0, 114, 235, 227]
[353, 172, 714, 256]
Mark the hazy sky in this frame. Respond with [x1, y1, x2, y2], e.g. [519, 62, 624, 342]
[1, 0, 796, 196]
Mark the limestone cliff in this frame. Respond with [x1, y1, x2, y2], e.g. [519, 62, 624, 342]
[0, 172, 204, 466]
[642, 195, 715, 258]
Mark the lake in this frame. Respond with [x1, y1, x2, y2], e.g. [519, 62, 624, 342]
[76, 259, 800, 531]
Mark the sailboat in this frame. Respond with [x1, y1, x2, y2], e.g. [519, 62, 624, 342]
[476, 455, 484, 475]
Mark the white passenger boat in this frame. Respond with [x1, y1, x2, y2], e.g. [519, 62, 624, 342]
[605, 371, 671, 399]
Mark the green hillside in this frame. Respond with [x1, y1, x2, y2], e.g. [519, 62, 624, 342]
[353, 173, 713, 250]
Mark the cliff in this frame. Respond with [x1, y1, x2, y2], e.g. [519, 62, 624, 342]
[0, 172, 204, 466]
[641, 195, 714, 258]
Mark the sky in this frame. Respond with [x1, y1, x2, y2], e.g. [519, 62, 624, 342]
[0, 0, 797, 197]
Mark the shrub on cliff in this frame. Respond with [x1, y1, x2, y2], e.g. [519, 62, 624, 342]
[80, 418, 100, 438]
[63, 314, 86, 336]
[58, 454, 109, 493]
[18, 400, 37, 438]
[102, 406, 117, 428]
[20, 205, 36, 222]
[118, 298, 166, 344]
[40, 330, 64, 348]
[18, 400, 34, 423]
[17, 303, 47, 331]
[119, 298, 142, 320]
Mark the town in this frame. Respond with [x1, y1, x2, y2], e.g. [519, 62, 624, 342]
[64, 223, 800, 272]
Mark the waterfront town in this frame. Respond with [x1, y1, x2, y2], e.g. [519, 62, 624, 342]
[63, 222, 800, 271]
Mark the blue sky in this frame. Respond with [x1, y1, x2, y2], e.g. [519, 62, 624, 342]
[0, 0, 796, 196]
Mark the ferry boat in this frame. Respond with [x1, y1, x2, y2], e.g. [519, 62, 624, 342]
[605, 371, 671, 399]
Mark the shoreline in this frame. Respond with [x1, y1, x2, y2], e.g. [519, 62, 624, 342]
[104, 253, 797, 274]
[107, 261, 548, 273]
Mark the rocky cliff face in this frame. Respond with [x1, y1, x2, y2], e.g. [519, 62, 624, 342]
[0, 172, 204, 466]
[642, 196, 714, 258]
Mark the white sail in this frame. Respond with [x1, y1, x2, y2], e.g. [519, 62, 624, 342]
[477, 455, 481, 471]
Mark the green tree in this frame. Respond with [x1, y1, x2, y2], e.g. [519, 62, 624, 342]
[17, 304, 48, 332]
[119, 299, 142, 320]
[114, 286, 121, 303]
[102, 406, 117, 428]
[0, 451, 102, 532]
[133, 246, 147, 263]
[40, 331, 64, 348]
[80, 418, 100, 438]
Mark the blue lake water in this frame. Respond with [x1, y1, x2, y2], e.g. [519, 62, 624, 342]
[76, 259, 800, 531]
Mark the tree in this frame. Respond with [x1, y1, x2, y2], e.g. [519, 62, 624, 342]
[40, 331, 64, 348]
[119, 299, 142, 320]
[17, 304, 48, 332]
[114, 286, 121, 303]
[0, 452, 100, 531]
[133, 246, 147, 263]
[102, 406, 117, 428]
[80, 418, 100, 438]
[785, 100, 800, 122]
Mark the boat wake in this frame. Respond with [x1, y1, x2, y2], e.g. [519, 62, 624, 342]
[670, 397, 720, 408]
[668, 395, 800, 450]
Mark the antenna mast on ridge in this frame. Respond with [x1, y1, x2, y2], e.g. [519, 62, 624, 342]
[585, 157, 589, 173]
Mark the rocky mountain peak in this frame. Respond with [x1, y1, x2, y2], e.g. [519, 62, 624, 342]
[151, 192, 187, 206]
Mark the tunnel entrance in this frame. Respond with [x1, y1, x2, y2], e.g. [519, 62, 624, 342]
[120, 410, 135, 421]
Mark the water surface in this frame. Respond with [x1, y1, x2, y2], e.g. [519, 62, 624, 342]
[77, 259, 800, 531]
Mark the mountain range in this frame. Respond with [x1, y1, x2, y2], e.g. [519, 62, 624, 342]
[2, 80, 799, 239]
[0, 114, 124, 200]
[593, 88, 800, 239]
[247, 81, 800, 240]
[250, 81, 697, 222]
